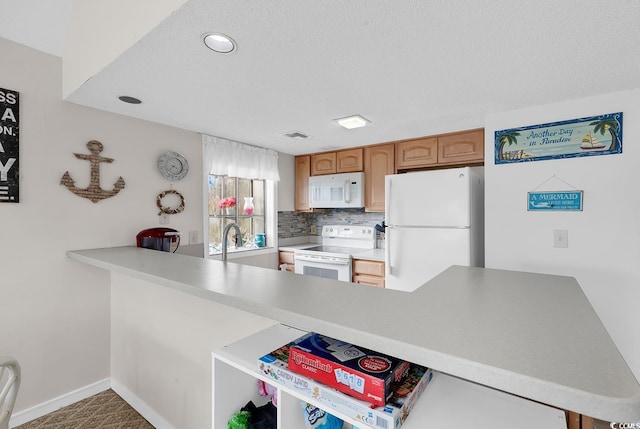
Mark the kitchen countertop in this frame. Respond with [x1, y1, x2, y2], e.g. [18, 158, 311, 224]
[351, 248, 385, 261]
[67, 246, 640, 422]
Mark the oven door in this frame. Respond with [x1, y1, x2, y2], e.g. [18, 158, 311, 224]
[294, 254, 352, 282]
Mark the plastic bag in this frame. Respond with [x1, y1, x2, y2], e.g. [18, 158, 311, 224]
[300, 402, 343, 429]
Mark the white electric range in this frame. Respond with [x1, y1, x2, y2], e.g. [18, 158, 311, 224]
[294, 225, 376, 282]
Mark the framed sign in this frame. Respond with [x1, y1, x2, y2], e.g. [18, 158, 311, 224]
[495, 112, 622, 164]
[0, 87, 19, 202]
[528, 191, 583, 211]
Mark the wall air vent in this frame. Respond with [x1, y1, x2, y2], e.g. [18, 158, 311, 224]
[283, 132, 309, 139]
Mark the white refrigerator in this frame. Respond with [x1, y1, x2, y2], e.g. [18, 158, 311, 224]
[384, 167, 484, 291]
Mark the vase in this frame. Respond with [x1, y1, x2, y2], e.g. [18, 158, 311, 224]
[243, 197, 254, 215]
[224, 207, 233, 215]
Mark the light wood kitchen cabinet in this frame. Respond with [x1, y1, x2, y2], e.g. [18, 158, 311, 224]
[278, 251, 295, 272]
[310, 152, 336, 175]
[352, 258, 385, 288]
[295, 129, 483, 211]
[565, 411, 596, 429]
[396, 137, 438, 170]
[437, 129, 484, 166]
[336, 148, 363, 173]
[294, 155, 311, 212]
[364, 143, 394, 212]
[311, 149, 364, 175]
[395, 129, 484, 170]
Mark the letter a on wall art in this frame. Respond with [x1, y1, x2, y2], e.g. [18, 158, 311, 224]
[0, 87, 19, 202]
[495, 112, 623, 164]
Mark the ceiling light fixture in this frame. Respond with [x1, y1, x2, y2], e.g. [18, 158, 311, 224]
[118, 95, 142, 104]
[203, 33, 236, 53]
[334, 114, 370, 129]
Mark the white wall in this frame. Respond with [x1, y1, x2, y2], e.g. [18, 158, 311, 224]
[485, 89, 640, 380]
[277, 152, 294, 212]
[110, 272, 276, 429]
[1, 38, 202, 414]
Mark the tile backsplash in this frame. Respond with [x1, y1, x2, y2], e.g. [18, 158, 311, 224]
[278, 209, 384, 240]
[277, 211, 311, 238]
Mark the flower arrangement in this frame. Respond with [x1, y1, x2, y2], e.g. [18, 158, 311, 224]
[218, 197, 236, 209]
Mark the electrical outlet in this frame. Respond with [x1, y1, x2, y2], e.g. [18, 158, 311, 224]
[310, 225, 317, 235]
[159, 213, 170, 225]
[553, 230, 568, 248]
[189, 231, 199, 244]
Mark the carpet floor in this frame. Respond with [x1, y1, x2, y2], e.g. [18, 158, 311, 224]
[15, 389, 154, 429]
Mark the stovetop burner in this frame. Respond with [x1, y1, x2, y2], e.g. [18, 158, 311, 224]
[297, 245, 371, 257]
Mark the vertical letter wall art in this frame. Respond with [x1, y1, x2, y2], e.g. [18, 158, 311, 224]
[0, 87, 19, 203]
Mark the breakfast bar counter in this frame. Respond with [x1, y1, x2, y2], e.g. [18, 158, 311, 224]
[67, 246, 640, 423]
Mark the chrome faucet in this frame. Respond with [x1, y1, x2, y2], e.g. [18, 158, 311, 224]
[221, 222, 243, 261]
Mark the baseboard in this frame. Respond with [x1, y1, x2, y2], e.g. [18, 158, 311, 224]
[9, 378, 111, 427]
[9, 378, 175, 429]
[111, 378, 176, 429]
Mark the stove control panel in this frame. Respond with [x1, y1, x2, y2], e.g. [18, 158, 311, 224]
[322, 225, 375, 240]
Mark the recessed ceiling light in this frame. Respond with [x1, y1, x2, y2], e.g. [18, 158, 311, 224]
[203, 33, 236, 53]
[334, 115, 370, 129]
[118, 95, 142, 104]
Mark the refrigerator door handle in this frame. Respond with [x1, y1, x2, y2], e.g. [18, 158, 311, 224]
[385, 225, 392, 276]
[386, 179, 392, 225]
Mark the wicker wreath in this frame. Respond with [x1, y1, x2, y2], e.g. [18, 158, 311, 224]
[157, 189, 185, 215]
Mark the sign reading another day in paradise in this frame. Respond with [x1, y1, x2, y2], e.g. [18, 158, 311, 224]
[528, 191, 583, 211]
[0, 87, 19, 203]
[495, 112, 623, 164]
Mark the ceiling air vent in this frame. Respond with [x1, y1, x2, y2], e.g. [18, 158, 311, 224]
[283, 131, 309, 139]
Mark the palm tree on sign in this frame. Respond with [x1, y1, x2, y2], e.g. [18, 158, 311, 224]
[589, 118, 620, 151]
[496, 131, 521, 160]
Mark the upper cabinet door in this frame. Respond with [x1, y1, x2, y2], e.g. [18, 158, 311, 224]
[294, 155, 311, 211]
[310, 152, 336, 175]
[395, 137, 438, 170]
[437, 129, 484, 165]
[364, 144, 394, 212]
[336, 148, 363, 173]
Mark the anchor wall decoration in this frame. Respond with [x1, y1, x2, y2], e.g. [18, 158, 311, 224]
[60, 140, 125, 203]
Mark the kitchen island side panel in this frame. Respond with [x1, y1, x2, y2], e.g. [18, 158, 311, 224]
[110, 271, 277, 429]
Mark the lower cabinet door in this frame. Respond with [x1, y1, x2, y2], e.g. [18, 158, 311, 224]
[353, 273, 385, 288]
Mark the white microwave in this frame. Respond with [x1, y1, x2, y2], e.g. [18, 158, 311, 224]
[309, 172, 365, 208]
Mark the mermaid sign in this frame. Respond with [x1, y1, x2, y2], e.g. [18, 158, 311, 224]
[495, 112, 622, 164]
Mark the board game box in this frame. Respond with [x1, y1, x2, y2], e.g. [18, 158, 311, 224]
[258, 336, 434, 429]
[288, 333, 410, 406]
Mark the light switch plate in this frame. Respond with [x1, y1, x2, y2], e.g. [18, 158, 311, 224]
[553, 230, 568, 248]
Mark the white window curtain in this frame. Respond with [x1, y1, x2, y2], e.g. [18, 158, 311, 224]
[203, 134, 280, 181]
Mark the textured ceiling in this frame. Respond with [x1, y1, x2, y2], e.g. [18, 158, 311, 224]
[2, 1, 640, 155]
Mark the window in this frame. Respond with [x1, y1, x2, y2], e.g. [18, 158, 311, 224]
[207, 175, 266, 255]
[202, 134, 279, 258]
